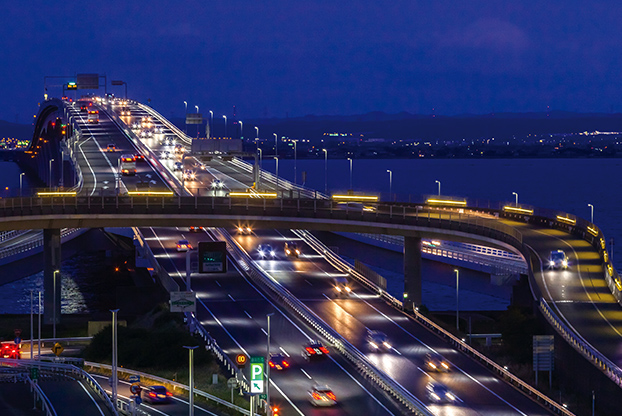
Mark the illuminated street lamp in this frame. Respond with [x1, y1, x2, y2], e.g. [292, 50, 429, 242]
[435, 180, 441, 196]
[387, 170, 393, 198]
[49, 159, 54, 190]
[209, 110, 213, 136]
[184, 101, 188, 134]
[273, 133, 278, 157]
[19, 172, 25, 197]
[255, 126, 259, 140]
[512, 192, 519, 205]
[223, 115, 227, 137]
[588, 203, 594, 224]
[347, 158, 353, 190]
[323, 149, 328, 194]
[275, 157, 279, 194]
[239, 121, 243, 139]
[195, 105, 199, 114]
[455, 269, 460, 331]
[293, 140, 298, 185]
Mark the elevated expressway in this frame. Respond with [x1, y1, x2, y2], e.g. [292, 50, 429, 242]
[20, 96, 622, 414]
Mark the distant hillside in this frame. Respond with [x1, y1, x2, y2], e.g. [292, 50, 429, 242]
[0, 121, 32, 140]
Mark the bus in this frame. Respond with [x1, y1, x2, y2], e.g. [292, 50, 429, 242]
[120, 154, 137, 176]
[87, 109, 99, 124]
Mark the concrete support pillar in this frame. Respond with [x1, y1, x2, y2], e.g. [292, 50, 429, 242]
[43, 229, 61, 325]
[404, 236, 422, 309]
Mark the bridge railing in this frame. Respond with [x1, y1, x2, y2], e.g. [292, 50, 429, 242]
[295, 229, 576, 415]
[212, 227, 434, 416]
[27, 375, 57, 416]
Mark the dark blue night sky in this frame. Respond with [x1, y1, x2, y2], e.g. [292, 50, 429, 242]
[2, 1, 621, 123]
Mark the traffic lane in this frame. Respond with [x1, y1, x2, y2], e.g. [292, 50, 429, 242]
[245, 230, 555, 415]
[144, 227, 401, 415]
[39, 378, 111, 416]
[0, 382, 40, 415]
[91, 374, 222, 416]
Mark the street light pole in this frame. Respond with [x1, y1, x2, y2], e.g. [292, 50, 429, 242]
[347, 158, 353, 190]
[255, 126, 259, 140]
[266, 313, 275, 414]
[512, 192, 519, 205]
[239, 121, 243, 140]
[184, 101, 188, 134]
[195, 105, 199, 114]
[49, 159, 54, 191]
[30, 290, 33, 359]
[273, 133, 278, 157]
[588, 203, 594, 224]
[111, 309, 120, 406]
[275, 157, 279, 195]
[223, 115, 227, 137]
[323, 149, 328, 195]
[53, 270, 59, 339]
[184, 346, 199, 416]
[387, 170, 393, 199]
[20, 173, 25, 197]
[209, 110, 213, 136]
[435, 180, 441, 196]
[454, 269, 459, 331]
[293, 140, 297, 185]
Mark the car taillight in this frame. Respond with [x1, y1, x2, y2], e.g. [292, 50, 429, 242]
[326, 392, 336, 401]
[319, 347, 329, 354]
[166, 392, 173, 396]
[149, 392, 156, 398]
[283, 361, 289, 367]
[312, 392, 321, 400]
[305, 347, 315, 354]
[269, 362, 275, 367]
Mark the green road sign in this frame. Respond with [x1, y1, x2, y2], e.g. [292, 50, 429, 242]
[260, 394, 267, 400]
[250, 356, 264, 394]
[30, 367, 39, 380]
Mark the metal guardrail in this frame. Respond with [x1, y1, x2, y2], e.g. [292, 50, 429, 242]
[28, 375, 57, 416]
[295, 229, 576, 416]
[0, 228, 81, 260]
[213, 227, 434, 416]
[0, 358, 118, 415]
[135, 102, 193, 146]
[85, 361, 253, 415]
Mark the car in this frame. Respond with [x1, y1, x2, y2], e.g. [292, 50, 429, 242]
[161, 151, 172, 160]
[237, 226, 252, 235]
[425, 352, 450, 372]
[143, 385, 173, 404]
[134, 153, 145, 162]
[333, 276, 351, 296]
[80, 102, 92, 112]
[549, 250, 568, 269]
[302, 340, 329, 361]
[366, 330, 392, 351]
[308, 385, 337, 407]
[189, 226, 204, 232]
[183, 169, 196, 180]
[174, 144, 185, 154]
[284, 242, 300, 258]
[176, 239, 192, 252]
[173, 161, 184, 171]
[426, 381, 457, 403]
[268, 353, 290, 371]
[105, 144, 116, 152]
[211, 179, 224, 189]
[258, 244, 277, 259]
[1, 343, 20, 359]
[119, 108, 131, 116]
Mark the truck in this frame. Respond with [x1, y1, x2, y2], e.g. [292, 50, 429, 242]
[87, 109, 99, 124]
[120, 154, 137, 176]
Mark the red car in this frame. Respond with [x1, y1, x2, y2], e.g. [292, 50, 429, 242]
[1, 343, 21, 359]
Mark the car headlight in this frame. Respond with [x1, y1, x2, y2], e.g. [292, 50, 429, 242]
[382, 342, 392, 349]
[335, 286, 342, 292]
[369, 342, 378, 349]
[549, 260, 555, 267]
[562, 260, 568, 267]
[270, 251, 276, 257]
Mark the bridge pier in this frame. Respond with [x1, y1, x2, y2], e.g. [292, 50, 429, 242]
[403, 236, 422, 309]
[43, 229, 62, 326]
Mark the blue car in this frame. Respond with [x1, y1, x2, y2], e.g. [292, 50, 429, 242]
[143, 385, 172, 404]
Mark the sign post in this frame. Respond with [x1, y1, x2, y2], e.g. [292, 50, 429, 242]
[198, 242, 227, 273]
[250, 357, 264, 394]
[227, 377, 238, 403]
[533, 335, 554, 388]
[52, 342, 64, 357]
[170, 292, 196, 313]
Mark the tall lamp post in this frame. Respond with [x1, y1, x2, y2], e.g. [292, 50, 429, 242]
[454, 269, 460, 331]
[322, 149, 328, 195]
[435, 180, 441, 196]
[255, 126, 259, 140]
[512, 192, 519, 205]
[195, 105, 199, 114]
[266, 313, 275, 414]
[273, 133, 278, 157]
[184, 346, 199, 416]
[223, 115, 227, 137]
[347, 158, 353, 190]
[184, 101, 188, 134]
[588, 203, 594, 224]
[387, 170, 393, 199]
[209, 110, 213, 136]
[53, 270, 60, 339]
[111, 309, 120, 406]
[19, 172, 25, 197]
[49, 159, 54, 191]
[275, 157, 279, 195]
[293, 140, 298, 185]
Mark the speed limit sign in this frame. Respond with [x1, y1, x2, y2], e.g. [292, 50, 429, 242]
[130, 383, 142, 395]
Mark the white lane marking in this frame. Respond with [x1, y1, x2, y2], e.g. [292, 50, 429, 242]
[261, 328, 268, 336]
[279, 347, 289, 357]
[227, 256, 397, 415]
[305, 279, 313, 286]
[215, 280, 221, 287]
[350, 291, 528, 415]
[228, 294, 236, 302]
[531, 230, 622, 338]
[269, 379, 305, 416]
[76, 380, 106, 416]
[300, 368, 313, 380]
[244, 310, 253, 319]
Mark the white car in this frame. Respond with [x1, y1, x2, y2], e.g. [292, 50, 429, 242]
[308, 385, 337, 407]
[176, 239, 192, 252]
[549, 250, 568, 269]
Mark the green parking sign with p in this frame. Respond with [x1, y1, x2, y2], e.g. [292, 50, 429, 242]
[250, 356, 264, 394]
